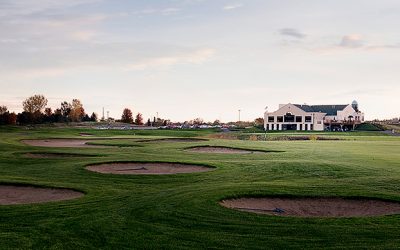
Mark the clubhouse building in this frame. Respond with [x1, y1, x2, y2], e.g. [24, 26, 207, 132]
[264, 101, 364, 131]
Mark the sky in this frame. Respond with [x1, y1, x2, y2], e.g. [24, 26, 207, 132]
[1, 0, 399, 122]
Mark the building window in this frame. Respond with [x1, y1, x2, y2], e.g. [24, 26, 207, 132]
[271, 124, 274, 130]
[310, 124, 314, 130]
[277, 116, 283, 122]
[299, 124, 302, 130]
[284, 113, 295, 123]
[296, 116, 302, 122]
[268, 116, 274, 122]
[305, 116, 312, 123]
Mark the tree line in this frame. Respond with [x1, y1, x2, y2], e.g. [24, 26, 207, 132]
[1, 94, 265, 126]
[0, 94, 97, 125]
[0, 94, 148, 126]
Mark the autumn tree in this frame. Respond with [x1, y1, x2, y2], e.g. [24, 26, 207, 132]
[0, 111, 17, 125]
[254, 117, 264, 126]
[22, 94, 48, 114]
[70, 99, 85, 122]
[135, 113, 144, 125]
[121, 108, 133, 123]
[6, 113, 17, 125]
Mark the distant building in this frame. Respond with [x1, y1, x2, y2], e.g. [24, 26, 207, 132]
[264, 100, 364, 131]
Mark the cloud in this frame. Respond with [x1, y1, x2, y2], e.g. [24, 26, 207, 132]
[315, 34, 400, 54]
[339, 34, 364, 48]
[223, 4, 243, 10]
[366, 44, 400, 51]
[279, 28, 306, 39]
[338, 34, 400, 51]
[126, 48, 215, 70]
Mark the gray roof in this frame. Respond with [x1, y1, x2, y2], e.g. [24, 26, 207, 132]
[294, 104, 348, 116]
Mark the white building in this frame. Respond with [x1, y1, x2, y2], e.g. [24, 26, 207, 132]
[264, 101, 364, 131]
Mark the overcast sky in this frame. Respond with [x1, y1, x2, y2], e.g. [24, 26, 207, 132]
[1, 0, 399, 121]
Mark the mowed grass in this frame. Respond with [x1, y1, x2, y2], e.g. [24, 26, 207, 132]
[1, 126, 400, 249]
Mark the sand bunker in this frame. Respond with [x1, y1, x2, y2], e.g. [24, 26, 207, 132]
[137, 138, 208, 143]
[187, 146, 263, 154]
[22, 139, 107, 148]
[221, 197, 400, 217]
[86, 162, 213, 175]
[79, 133, 95, 137]
[25, 153, 96, 159]
[0, 185, 83, 205]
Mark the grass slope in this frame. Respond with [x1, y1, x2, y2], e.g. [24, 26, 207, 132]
[1, 127, 400, 249]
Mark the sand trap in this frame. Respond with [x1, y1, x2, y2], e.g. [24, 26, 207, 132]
[0, 185, 83, 205]
[79, 133, 95, 137]
[137, 138, 208, 143]
[187, 146, 263, 154]
[221, 197, 400, 217]
[25, 153, 96, 159]
[22, 139, 108, 148]
[86, 162, 214, 175]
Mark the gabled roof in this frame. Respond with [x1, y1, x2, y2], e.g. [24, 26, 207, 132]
[294, 104, 348, 116]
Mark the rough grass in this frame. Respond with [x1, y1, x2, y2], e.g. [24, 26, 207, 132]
[1, 127, 400, 249]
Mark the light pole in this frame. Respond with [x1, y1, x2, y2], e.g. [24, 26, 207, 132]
[238, 109, 241, 123]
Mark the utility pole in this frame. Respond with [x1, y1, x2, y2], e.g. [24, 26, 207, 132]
[102, 107, 105, 121]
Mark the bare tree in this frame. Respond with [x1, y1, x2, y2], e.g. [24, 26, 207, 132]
[192, 118, 204, 125]
[22, 94, 48, 113]
[0, 105, 7, 115]
[60, 101, 72, 119]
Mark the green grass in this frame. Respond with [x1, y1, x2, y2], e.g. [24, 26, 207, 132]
[355, 123, 384, 131]
[1, 127, 400, 249]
